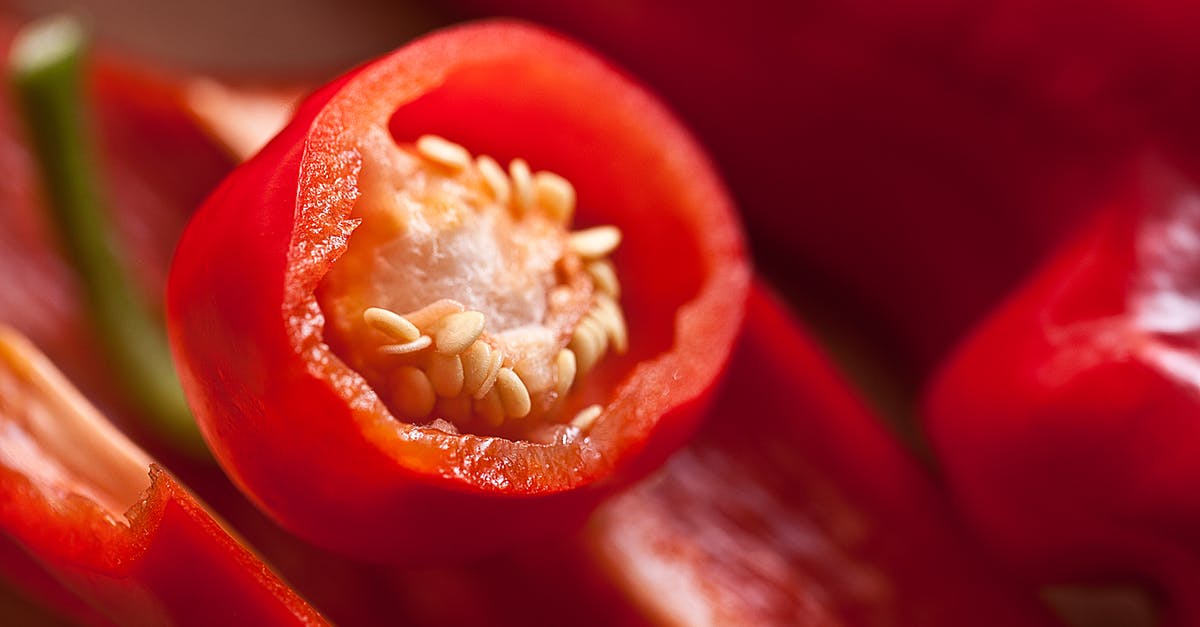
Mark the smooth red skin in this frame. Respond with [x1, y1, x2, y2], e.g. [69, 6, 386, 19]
[925, 161, 1200, 625]
[452, 0, 1136, 374]
[578, 283, 1061, 626]
[0, 534, 112, 625]
[0, 464, 325, 626]
[168, 21, 749, 563]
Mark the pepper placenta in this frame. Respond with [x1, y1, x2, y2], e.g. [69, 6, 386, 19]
[925, 157, 1200, 624]
[0, 327, 324, 626]
[168, 21, 750, 562]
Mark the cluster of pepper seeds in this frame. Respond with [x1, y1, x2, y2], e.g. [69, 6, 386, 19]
[360, 135, 626, 434]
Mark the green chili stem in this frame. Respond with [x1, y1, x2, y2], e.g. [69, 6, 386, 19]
[10, 16, 206, 457]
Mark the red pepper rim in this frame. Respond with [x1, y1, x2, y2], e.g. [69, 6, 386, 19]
[281, 21, 749, 493]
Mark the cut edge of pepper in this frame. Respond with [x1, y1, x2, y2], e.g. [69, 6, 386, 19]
[281, 20, 751, 494]
[0, 325, 164, 571]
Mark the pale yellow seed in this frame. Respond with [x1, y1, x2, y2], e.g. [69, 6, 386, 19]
[555, 348, 577, 396]
[404, 299, 466, 331]
[585, 260, 620, 299]
[416, 134, 470, 170]
[534, 170, 576, 222]
[363, 307, 421, 342]
[377, 335, 432, 355]
[568, 226, 622, 259]
[393, 366, 436, 419]
[495, 368, 532, 418]
[428, 352, 465, 398]
[581, 315, 610, 356]
[570, 404, 603, 431]
[594, 295, 629, 355]
[476, 155, 510, 206]
[569, 326, 601, 375]
[435, 311, 486, 355]
[460, 341, 493, 396]
[474, 388, 505, 427]
[509, 158, 534, 214]
[473, 348, 504, 399]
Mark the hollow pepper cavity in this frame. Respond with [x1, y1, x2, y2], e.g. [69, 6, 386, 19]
[167, 20, 750, 563]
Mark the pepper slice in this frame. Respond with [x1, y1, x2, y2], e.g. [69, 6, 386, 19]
[167, 21, 749, 562]
[584, 283, 1063, 625]
[0, 327, 324, 625]
[924, 157, 1200, 623]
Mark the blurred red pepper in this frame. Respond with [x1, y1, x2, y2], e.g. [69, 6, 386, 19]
[0, 328, 324, 625]
[168, 21, 750, 563]
[925, 156, 1200, 624]
[583, 283, 1062, 626]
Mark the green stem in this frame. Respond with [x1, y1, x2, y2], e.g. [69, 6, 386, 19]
[10, 16, 206, 457]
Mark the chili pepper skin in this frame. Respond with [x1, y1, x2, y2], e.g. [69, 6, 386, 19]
[925, 159, 1200, 624]
[0, 534, 112, 625]
[3, 467, 327, 626]
[167, 20, 750, 563]
[0, 329, 325, 626]
[580, 283, 1061, 626]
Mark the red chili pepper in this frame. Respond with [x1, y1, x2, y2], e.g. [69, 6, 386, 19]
[581, 282, 1062, 625]
[925, 157, 1200, 623]
[0, 328, 324, 625]
[167, 20, 750, 563]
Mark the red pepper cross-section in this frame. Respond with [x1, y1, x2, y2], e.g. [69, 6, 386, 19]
[167, 20, 750, 563]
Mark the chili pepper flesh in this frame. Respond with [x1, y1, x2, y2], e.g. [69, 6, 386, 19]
[318, 131, 627, 441]
[0, 326, 151, 523]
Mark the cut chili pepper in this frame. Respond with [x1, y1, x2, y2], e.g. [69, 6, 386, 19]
[579, 283, 1062, 625]
[0, 327, 325, 626]
[925, 157, 1200, 624]
[167, 20, 750, 562]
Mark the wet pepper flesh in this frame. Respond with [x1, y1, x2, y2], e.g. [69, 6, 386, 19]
[167, 21, 750, 563]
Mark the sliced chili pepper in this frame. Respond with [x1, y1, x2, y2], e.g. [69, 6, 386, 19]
[925, 157, 1200, 624]
[0, 327, 325, 625]
[167, 20, 750, 562]
[578, 282, 1062, 625]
